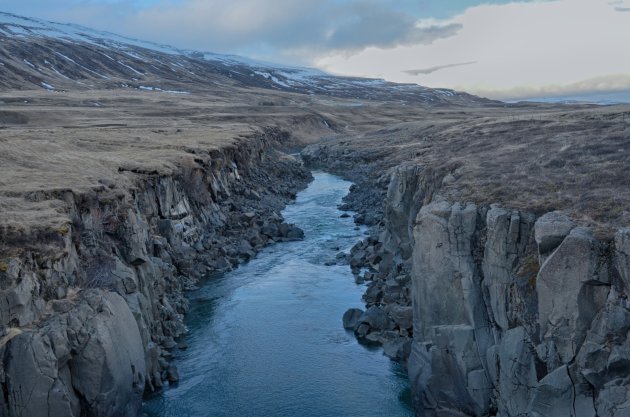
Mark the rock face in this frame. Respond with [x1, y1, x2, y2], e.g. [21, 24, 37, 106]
[0, 131, 311, 417]
[304, 144, 630, 417]
[1, 291, 145, 417]
[400, 181, 628, 416]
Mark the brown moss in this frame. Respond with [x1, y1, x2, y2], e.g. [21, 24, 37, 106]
[55, 225, 70, 236]
[517, 255, 540, 288]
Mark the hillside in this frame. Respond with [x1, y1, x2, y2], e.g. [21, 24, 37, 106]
[0, 12, 493, 106]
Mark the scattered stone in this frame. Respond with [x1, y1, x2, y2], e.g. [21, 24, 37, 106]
[364, 332, 382, 344]
[354, 323, 370, 339]
[342, 308, 364, 329]
[285, 224, 305, 240]
[357, 306, 391, 331]
[166, 365, 180, 383]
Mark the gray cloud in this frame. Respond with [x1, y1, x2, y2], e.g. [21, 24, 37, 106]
[321, 4, 461, 52]
[0, 0, 461, 63]
[127, 0, 462, 60]
[404, 61, 477, 76]
[609, 0, 630, 11]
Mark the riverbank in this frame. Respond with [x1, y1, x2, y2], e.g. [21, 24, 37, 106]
[0, 123, 311, 416]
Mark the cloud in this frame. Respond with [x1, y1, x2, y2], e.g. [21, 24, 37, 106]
[1, 0, 461, 62]
[318, 0, 630, 99]
[129, 0, 461, 59]
[403, 61, 477, 76]
[320, 5, 461, 52]
[610, 0, 630, 11]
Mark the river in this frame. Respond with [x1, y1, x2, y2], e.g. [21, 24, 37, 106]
[144, 172, 413, 417]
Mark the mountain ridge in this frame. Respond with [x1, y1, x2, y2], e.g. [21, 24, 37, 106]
[0, 11, 494, 106]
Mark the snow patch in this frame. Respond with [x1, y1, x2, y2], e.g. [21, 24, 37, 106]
[55, 52, 110, 79]
[117, 61, 143, 75]
[22, 59, 37, 69]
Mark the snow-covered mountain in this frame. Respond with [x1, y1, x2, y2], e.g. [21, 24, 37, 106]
[0, 12, 492, 105]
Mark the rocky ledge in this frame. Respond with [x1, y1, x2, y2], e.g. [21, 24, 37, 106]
[0, 129, 311, 417]
[304, 143, 630, 417]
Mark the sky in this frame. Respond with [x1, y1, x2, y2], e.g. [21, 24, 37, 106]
[2, 0, 630, 100]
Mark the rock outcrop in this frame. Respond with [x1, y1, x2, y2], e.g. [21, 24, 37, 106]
[399, 179, 628, 417]
[0, 131, 311, 417]
[304, 143, 630, 417]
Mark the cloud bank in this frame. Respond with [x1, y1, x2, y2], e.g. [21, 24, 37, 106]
[318, 0, 630, 99]
[1, 0, 460, 61]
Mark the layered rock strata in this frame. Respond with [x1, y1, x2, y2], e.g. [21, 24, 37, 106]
[0, 131, 311, 417]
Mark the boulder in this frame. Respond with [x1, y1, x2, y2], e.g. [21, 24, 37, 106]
[387, 305, 413, 330]
[382, 337, 412, 362]
[285, 225, 304, 240]
[261, 221, 279, 238]
[356, 306, 391, 331]
[166, 365, 180, 383]
[534, 211, 575, 258]
[354, 323, 370, 339]
[342, 308, 364, 329]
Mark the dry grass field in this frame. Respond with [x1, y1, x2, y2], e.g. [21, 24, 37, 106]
[315, 103, 630, 236]
[0, 87, 424, 244]
[1, 87, 629, 247]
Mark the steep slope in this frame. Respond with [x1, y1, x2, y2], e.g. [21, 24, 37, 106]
[0, 11, 493, 106]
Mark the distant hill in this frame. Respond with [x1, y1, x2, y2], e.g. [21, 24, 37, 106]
[0, 11, 495, 106]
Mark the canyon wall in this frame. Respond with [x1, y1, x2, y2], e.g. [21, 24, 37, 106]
[304, 145, 630, 417]
[0, 131, 310, 417]
[386, 167, 630, 417]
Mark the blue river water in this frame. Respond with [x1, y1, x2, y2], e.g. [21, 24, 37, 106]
[143, 172, 413, 417]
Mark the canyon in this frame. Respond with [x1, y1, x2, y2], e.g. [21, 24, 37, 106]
[1, 11, 630, 417]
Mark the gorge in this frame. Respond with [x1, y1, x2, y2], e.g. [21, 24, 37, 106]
[143, 172, 413, 417]
[1, 11, 630, 417]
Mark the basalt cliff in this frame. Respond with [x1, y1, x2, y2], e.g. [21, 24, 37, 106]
[303, 106, 630, 416]
[1, 129, 311, 416]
